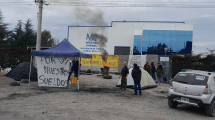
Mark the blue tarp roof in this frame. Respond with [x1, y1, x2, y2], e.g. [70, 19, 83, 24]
[32, 39, 92, 58]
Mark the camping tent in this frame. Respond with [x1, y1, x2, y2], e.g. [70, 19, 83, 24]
[6, 62, 37, 81]
[30, 39, 91, 90]
[116, 68, 157, 89]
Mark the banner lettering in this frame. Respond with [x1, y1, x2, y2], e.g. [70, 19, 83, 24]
[36, 56, 70, 87]
[127, 55, 147, 69]
[81, 54, 119, 68]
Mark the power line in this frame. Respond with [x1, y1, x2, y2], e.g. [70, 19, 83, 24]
[2, 0, 215, 8]
[2, 4, 215, 8]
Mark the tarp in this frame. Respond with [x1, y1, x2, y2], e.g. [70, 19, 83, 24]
[116, 68, 157, 89]
[32, 39, 91, 58]
[6, 62, 38, 81]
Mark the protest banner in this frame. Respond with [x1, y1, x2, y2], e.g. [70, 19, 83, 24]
[80, 58, 92, 66]
[36, 56, 70, 87]
[127, 55, 147, 68]
[107, 55, 119, 68]
[81, 54, 119, 68]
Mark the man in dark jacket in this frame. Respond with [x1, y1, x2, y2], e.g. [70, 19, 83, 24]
[68, 59, 75, 82]
[119, 62, 129, 90]
[132, 63, 142, 95]
[73, 58, 79, 77]
[144, 62, 150, 74]
[156, 62, 163, 86]
[151, 62, 156, 80]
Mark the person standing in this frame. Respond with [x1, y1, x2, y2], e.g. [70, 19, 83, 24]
[151, 62, 156, 80]
[73, 58, 79, 77]
[67, 59, 75, 82]
[156, 62, 163, 86]
[119, 62, 129, 90]
[144, 62, 150, 74]
[132, 63, 142, 95]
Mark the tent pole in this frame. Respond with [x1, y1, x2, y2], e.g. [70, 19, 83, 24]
[69, 58, 71, 89]
[78, 57, 80, 91]
[28, 55, 33, 86]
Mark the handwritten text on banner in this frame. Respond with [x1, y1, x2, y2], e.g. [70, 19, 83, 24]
[36, 57, 70, 87]
[81, 54, 119, 67]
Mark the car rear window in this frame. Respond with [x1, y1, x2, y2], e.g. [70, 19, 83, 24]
[173, 73, 209, 86]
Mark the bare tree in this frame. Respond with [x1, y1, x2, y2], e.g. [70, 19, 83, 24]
[206, 48, 215, 56]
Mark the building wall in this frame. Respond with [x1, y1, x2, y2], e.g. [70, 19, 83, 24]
[134, 30, 193, 55]
[146, 55, 159, 69]
[68, 21, 193, 55]
[118, 55, 129, 72]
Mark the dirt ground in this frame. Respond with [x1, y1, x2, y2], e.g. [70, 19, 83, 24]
[0, 72, 214, 120]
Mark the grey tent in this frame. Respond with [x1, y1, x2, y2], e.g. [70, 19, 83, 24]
[116, 68, 157, 89]
[6, 62, 38, 81]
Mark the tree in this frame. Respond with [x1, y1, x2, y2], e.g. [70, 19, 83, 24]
[11, 20, 24, 48]
[147, 43, 168, 53]
[7, 19, 36, 48]
[206, 48, 215, 56]
[41, 30, 54, 47]
[23, 19, 36, 47]
[0, 10, 10, 48]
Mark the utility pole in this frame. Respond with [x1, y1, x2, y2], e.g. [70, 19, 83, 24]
[33, 0, 48, 68]
[36, 0, 43, 50]
[35, 0, 48, 50]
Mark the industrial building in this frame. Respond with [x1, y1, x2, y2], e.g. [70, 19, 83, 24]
[68, 21, 193, 55]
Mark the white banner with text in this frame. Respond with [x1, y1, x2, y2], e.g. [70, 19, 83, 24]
[127, 55, 147, 69]
[36, 56, 70, 87]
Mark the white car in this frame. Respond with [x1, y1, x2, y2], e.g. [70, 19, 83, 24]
[168, 69, 215, 117]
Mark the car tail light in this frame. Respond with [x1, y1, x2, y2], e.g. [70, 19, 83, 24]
[203, 84, 211, 94]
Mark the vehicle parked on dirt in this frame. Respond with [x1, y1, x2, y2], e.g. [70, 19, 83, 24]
[168, 69, 215, 117]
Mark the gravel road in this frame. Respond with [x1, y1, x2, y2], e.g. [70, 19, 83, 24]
[0, 73, 214, 120]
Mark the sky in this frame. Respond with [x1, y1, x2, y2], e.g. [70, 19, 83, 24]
[0, 0, 215, 55]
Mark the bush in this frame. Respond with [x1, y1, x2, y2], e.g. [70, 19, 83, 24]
[0, 48, 31, 69]
[171, 54, 215, 78]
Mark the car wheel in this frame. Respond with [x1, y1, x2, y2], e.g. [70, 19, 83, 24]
[206, 100, 215, 117]
[168, 98, 178, 108]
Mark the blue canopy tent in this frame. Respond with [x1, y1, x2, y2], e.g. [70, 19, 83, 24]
[29, 39, 92, 90]
[31, 39, 91, 58]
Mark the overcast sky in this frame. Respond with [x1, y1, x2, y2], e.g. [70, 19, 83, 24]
[0, 0, 215, 55]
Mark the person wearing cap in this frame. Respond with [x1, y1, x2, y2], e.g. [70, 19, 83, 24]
[119, 62, 129, 90]
[156, 62, 163, 85]
[144, 62, 150, 74]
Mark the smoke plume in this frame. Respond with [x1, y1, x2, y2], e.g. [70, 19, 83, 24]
[48, 0, 109, 56]
[73, 3, 108, 56]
